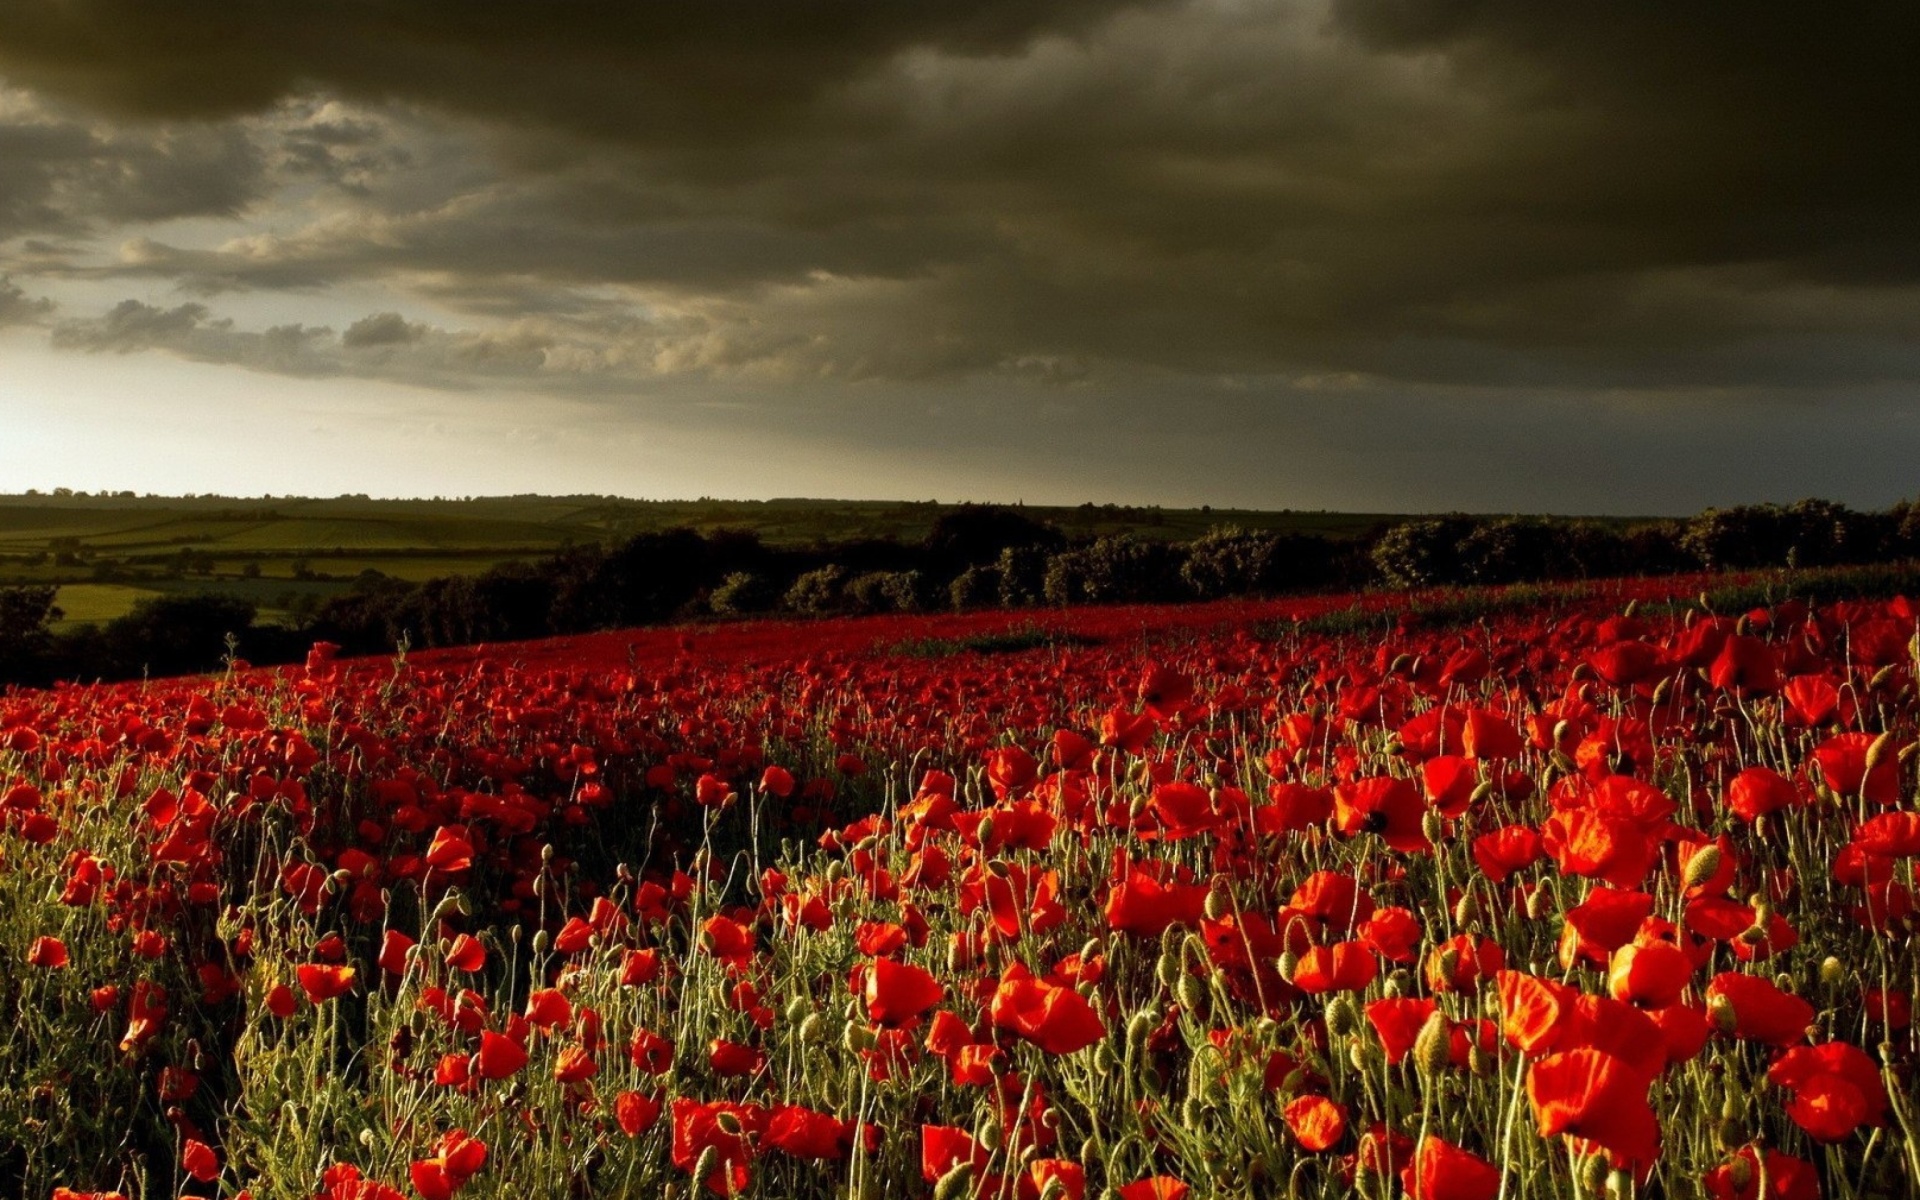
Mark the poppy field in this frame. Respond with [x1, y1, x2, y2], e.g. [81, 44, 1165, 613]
[1, 581, 1916, 1200]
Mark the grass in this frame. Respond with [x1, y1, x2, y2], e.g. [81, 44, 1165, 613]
[886, 625, 1107, 657]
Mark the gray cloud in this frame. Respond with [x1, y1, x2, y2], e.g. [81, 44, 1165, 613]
[0, 273, 52, 325]
[6, 1, 1920, 510]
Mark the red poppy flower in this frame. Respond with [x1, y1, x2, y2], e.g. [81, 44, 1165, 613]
[989, 963, 1105, 1055]
[1399, 1136, 1501, 1200]
[474, 1030, 528, 1080]
[445, 934, 486, 973]
[865, 956, 944, 1027]
[1527, 1048, 1660, 1167]
[1027, 1159, 1087, 1200]
[1706, 972, 1814, 1046]
[26, 936, 67, 968]
[614, 1090, 664, 1137]
[1607, 942, 1693, 1009]
[920, 1124, 989, 1182]
[297, 963, 356, 1004]
[1496, 971, 1574, 1056]
[1103, 865, 1208, 936]
[1726, 767, 1799, 823]
[1364, 997, 1436, 1065]
[1424, 934, 1504, 993]
[1703, 1147, 1820, 1200]
[673, 1099, 766, 1196]
[181, 1139, 220, 1183]
[1291, 942, 1378, 994]
[1333, 776, 1430, 853]
[1116, 1179, 1190, 1200]
[1767, 1041, 1889, 1142]
[1283, 1094, 1348, 1152]
[709, 1038, 767, 1076]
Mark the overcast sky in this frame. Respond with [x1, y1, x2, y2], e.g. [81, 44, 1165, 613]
[4, 1, 1920, 513]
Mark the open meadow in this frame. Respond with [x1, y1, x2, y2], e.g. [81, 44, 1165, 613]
[1, 576, 1914, 1200]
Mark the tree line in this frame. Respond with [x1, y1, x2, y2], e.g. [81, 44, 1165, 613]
[5, 498, 1920, 686]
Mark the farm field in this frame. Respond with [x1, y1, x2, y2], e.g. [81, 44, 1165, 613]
[0, 493, 1461, 628]
[0, 576, 1914, 1200]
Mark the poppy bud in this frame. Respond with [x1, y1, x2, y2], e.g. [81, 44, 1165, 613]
[1605, 1169, 1632, 1200]
[1723, 1155, 1753, 1191]
[1325, 995, 1359, 1038]
[933, 1163, 973, 1200]
[691, 1146, 720, 1190]
[1177, 973, 1208, 1016]
[1276, 952, 1298, 984]
[1469, 1044, 1494, 1076]
[798, 1014, 823, 1044]
[976, 816, 996, 848]
[1413, 1012, 1451, 1079]
[1421, 810, 1445, 844]
[1203, 883, 1232, 922]
[1580, 1151, 1610, 1195]
[843, 1023, 874, 1054]
[541, 843, 555, 866]
[1819, 956, 1847, 988]
[715, 1111, 743, 1137]
[976, 1117, 1004, 1152]
[1681, 845, 1724, 891]
[1870, 662, 1898, 691]
[1453, 892, 1478, 926]
[1865, 730, 1897, 776]
[1708, 993, 1738, 1034]
[1526, 885, 1552, 920]
[1651, 676, 1673, 706]
[532, 930, 550, 955]
[1126, 1009, 1157, 1053]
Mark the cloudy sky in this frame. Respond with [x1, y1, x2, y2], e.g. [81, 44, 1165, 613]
[3, 1, 1919, 513]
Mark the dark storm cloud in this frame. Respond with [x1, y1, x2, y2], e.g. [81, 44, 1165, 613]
[5, 1, 1920, 403]
[0, 99, 263, 240]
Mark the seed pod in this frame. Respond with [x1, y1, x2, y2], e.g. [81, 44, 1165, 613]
[1682, 845, 1724, 891]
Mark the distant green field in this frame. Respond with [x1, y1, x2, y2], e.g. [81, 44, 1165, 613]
[1, 492, 1664, 628]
